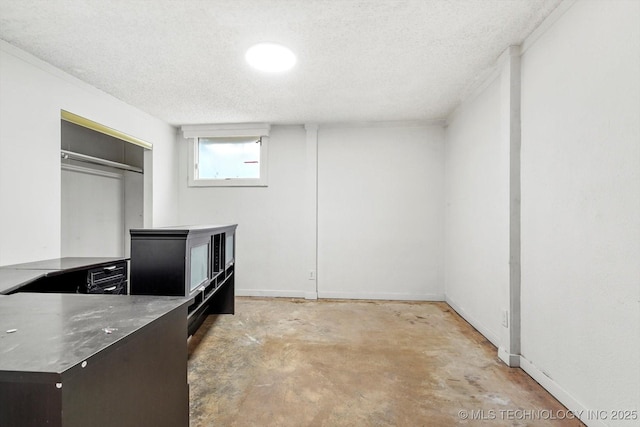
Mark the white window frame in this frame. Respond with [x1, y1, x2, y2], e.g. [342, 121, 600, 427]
[182, 123, 270, 187]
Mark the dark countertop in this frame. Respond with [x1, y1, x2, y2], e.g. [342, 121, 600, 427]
[2, 257, 128, 272]
[0, 293, 189, 381]
[130, 224, 237, 236]
[0, 269, 53, 295]
[131, 224, 235, 231]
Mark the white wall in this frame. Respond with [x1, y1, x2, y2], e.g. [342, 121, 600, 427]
[444, 76, 507, 346]
[61, 165, 125, 257]
[442, 1, 639, 423]
[0, 41, 178, 265]
[177, 123, 445, 301]
[317, 125, 445, 300]
[149, 128, 180, 227]
[177, 125, 314, 298]
[519, 0, 639, 424]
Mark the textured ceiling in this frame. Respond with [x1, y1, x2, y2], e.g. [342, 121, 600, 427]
[0, 0, 562, 126]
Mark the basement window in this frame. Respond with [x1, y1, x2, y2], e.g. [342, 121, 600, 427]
[183, 124, 269, 187]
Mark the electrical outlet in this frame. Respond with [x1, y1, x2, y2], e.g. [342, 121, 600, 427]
[501, 309, 509, 328]
[308, 270, 316, 280]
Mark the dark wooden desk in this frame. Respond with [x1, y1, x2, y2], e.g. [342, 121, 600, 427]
[0, 293, 189, 427]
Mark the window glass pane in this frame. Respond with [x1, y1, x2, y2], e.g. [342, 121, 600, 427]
[198, 138, 260, 179]
[225, 234, 234, 265]
[190, 243, 208, 291]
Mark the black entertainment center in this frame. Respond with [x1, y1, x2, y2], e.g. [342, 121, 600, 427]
[129, 224, 237, 336]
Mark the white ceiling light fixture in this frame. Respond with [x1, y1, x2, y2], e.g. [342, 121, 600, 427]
[245, 43, 297, 72]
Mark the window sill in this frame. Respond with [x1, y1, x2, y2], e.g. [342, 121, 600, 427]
[188, 178, 268, 187]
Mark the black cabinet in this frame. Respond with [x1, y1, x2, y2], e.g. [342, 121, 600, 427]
[86, 263, 127, 294]
[129, 224, 237, 335]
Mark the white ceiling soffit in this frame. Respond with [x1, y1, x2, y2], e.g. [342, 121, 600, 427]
[0, 0, 563, 126]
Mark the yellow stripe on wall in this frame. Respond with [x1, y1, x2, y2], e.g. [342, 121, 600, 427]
[61, 110, 153, 150]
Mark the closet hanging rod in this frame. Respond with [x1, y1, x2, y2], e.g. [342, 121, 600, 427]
[60, 150, 143, 174]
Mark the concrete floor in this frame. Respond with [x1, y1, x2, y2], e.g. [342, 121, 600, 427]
[187, 298, 584, 426]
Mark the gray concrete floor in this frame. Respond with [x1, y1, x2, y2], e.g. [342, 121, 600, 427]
[188, 298, 583, 426]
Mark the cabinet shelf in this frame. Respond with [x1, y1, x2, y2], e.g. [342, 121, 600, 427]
[130, 224, 237, 336]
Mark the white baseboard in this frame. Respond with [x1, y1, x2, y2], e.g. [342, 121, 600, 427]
[316, 291, 445, 301]
[498, 347, 520, 367]
[519, 356, 608, 427]
[445, 297, 500, 348]
[236, 289, 444, 301]
[235, 289, 310, 299]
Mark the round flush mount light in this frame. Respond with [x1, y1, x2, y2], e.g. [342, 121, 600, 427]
[245, 43, 296, 72]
